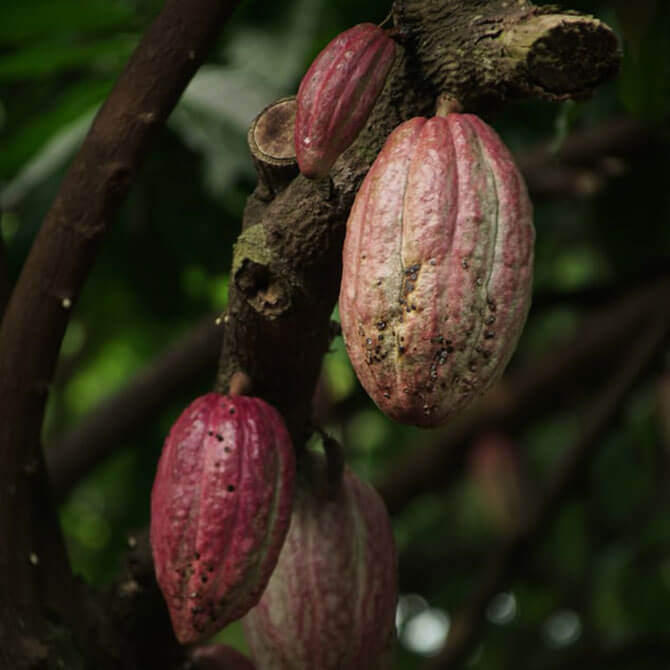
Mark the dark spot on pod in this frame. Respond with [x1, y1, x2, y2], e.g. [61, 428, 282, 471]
[383, 391, 390, 398]
[207, 564, 215, 572]
[207, 430, 213, 436]
[201, 575, 208, 583]
[398, 346, 406, 354]
[462, 259, 469, 269]
[194, 552, 200, 560]
[214, 461, 220, 468]
[484, 330, 494, 339]
[224, 446, 231, 453]
[485, 315, 496, 325]
[227, 485, 235, 492]
[216, 433, 224, 441]
[229, 406, 236, 414]
[377, 320, 386, 330]
[192, 606, 204, 615]
[487, 298, 497, 312]
[469, 361, 477, 372]
[446, 345, 454, 353]
[379, 334, 384, 341]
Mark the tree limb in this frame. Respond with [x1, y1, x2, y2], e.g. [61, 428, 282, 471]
[426, 314, 669, 669]
[215, 0, 620, 450]
[0, 0, 240, 667]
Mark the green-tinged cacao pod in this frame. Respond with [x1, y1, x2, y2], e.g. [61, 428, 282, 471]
[150, 393, 295, 644]
[339, 114, 535, 427]
[295, 23, 396, 178]
[243, 457, 398, 669]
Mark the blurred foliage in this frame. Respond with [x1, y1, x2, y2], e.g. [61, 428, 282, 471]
[1, 0, 669, 667]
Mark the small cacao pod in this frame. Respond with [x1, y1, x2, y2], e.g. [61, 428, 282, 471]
[295, 23, 396, 179]
[469, 432, 523, 533]
[339, 114, 535, 427]
[243, 457, 397, 669]
[150, 393, 296, 644]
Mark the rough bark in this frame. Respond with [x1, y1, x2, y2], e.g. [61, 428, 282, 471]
[0, 1, 240, 667]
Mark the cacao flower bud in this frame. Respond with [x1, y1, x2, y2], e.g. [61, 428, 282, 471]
[295, 23, 396, 178]
[150, 393, 296, 644]
[243, 457, 397, 669]
[339, 114, 535, 427]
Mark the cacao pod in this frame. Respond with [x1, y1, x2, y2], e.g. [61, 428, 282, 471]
[243, 457, 397, 669]
[469, 432, 523, 533]
[339, 114, 535, 427]
[150, 393, 296, 644]
[295, 23, 396, 179]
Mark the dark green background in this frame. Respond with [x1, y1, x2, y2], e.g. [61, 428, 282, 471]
[1, 0, 669, 667]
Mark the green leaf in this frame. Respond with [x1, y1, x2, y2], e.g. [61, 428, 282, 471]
[0, 34, 137, 81]
[0, 79, 111, 179]
[0, 0, 134, 46]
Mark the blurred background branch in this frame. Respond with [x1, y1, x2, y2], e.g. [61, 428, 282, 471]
[427, 315, 669, 668]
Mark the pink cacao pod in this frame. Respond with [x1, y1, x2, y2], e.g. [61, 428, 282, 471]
[150, 393, 296, 644]
[339, 114, 535, 427]
[243, 458, 398, 669]
[295, 23, 396, 179]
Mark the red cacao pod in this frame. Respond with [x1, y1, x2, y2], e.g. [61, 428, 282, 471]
[243, 457, 397, 669]
[339, 114, 534, 427]
[295, 23, 396, 179]
[150, 393, 295, 644]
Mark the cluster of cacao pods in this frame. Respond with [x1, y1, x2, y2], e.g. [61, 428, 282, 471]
[150, 15, 537, 668]
[294, 21, 534, 429]
[151, 396, 396, 667]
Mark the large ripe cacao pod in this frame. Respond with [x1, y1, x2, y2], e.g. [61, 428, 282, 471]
[243, 457, 397, 669]
[339, 114, 535, 427]
[295, 23, 396, 179]
[150, 393, 296, 644]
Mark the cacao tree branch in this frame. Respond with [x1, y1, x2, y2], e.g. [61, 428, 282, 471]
[0, 0, 240, 667]
[0, 232, 9, 319]
[214, 0, 620, 450]
[379, 277, 670, 514]
[426, 314, 670, 669]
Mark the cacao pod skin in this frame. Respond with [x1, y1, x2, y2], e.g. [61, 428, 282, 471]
[295, 23, 396, 179]
[339, 114, 534, 427]
[243, 459, 397, 669]
[150, 393, 296, 644]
